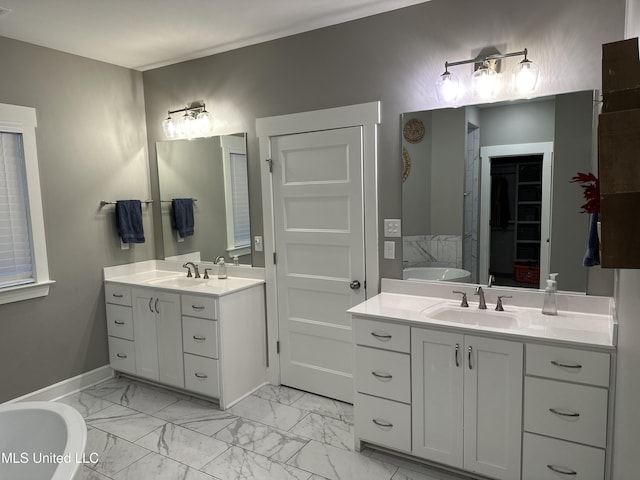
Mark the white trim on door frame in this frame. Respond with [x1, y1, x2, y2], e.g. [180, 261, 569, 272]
[479, 142, 553, 290]
[256, 101, 381, 385]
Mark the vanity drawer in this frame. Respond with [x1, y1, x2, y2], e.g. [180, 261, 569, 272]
[524, 377, 608, 448]
[522, 433, 605, 480]
[106, 304, 134, 341]
[355, 392, 411, 452]
[108, 337, 136, 374]
[355, 346, 410, 403]
[182, 294, 217, 320]
[183, 317, 219, 359]
[184, 353, 220, 398]
[353, 317, 410, 353]
[527, 344, 610, 387]
[105, 283, 132, 306]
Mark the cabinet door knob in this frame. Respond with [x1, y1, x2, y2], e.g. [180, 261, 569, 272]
[455, 343, 460, 367]
[148, 297, 154, 312]
[154, 298, 160, 313]
[468, 346, 473, 369]
[350, 280, 361, 290]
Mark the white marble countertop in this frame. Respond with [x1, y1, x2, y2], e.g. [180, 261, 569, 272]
[104, 260, 265, 297]
[349, 280, 616, 350]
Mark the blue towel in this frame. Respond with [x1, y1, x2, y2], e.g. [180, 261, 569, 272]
[583, 213, 600, 267]
[115, 200, 145, 243]
[172, 198, 195, 237]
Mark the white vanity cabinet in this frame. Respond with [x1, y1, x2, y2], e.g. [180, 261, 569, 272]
[411, 328, 523, 480]
[105, 269, 267, 410]
[522, 344, 612, 480]
[132, 287, 183, 388]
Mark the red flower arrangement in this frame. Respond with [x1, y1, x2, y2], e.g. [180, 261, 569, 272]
[570, 172, 600, 214]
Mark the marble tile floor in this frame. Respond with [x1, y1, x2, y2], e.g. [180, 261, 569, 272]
[57, 377, 469, 480]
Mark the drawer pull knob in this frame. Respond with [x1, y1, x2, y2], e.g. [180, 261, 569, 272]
[194, 372, 208, 379]
[112, 293, 124, 298]
[114, 320, 125, 325]
[372, 419, 393, 428]
[371, 371, 393, 380]
[192, 305, 206, 310]
[549, 407, 580, 418]
[551, 360, 583, 369]
[193, 335, 207, 342]
[547, 464, 577, 475]
[371, 332, 392, 340]
[116, 353, 128, 359]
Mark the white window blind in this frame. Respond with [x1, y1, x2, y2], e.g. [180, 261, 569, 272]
[229, 152, 250, 248]
[0, 132, 34, 288]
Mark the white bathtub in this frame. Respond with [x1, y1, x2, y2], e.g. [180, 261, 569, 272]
[403, 267, 471, 282]
[0, 401, 87, 480]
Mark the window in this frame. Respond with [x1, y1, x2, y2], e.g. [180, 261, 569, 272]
[220, 135, 251, 257]
[0, 103, 52, 304]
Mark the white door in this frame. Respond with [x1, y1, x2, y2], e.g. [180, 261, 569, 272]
[132, 288, 159, 381]
[464, 335, 523, 480]
[155, 291, 183, 388]
[271, 126, 366, 403]
[411, 328, 464, 468]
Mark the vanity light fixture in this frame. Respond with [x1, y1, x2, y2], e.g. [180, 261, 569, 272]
[436, 48, 539, 102]
[162, 101, 213, 139]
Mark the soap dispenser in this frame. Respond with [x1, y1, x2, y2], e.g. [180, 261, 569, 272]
[216, 256, 227, 279]
[542, 273, 559, 315]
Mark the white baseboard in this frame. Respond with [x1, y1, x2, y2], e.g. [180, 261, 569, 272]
[5, 365, 114, 404]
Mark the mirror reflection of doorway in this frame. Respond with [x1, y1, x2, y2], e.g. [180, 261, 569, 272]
[489, 155, 543, 288]
[479, 142, 553, 289]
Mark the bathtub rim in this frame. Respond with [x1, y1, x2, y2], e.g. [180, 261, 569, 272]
[0, 401, 87, 480]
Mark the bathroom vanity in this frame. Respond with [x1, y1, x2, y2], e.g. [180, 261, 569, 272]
[104, 260, 266, 409]
[349, 279, 617, 480]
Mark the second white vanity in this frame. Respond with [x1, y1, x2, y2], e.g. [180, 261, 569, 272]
[349, 279, 617, 480]
[104, 260, 266, 409]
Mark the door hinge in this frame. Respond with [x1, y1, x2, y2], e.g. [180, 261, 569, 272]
[266, 158, 273, 173]
[273, 252, 277, 264]
[276, 341, 280, 354]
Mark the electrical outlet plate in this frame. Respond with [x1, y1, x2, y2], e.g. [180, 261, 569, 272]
[384, 241, 396, 259]
[384, 219, 401, 237]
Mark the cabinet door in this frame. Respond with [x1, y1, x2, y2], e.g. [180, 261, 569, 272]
[464, 335, 523, 480]
[155, 291, 183, 388]
[411, 328, 464, 468]
[132, 288, 159, 381]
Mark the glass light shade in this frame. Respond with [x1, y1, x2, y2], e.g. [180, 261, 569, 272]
[162, 116, 177, 139]
[435, 71, 459, 102]
[196, 110, 213, 136]
[472, 66, 498, 99]
[513, 59, 539, 94]
[181, 112, 197, 139]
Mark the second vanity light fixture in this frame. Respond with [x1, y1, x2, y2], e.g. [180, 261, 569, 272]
[435, 48, 539, 102]
[162, 101, 213, 139]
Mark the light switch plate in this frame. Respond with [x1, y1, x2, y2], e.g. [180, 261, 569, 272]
[254, 236, 263, 252]
[384, 219, 401, 237]
[384, 241, 396, 259]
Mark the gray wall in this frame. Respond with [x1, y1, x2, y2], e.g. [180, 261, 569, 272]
[142, 0, 625, 281]
[0, 37, 151, 402]
[480, 99, 555, 146]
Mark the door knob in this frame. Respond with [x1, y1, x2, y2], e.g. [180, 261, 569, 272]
[350, 280, 361, 290]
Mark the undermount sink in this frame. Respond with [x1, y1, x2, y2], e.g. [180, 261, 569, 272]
[147, 276, 209, 288]
[424, 305, 518, 329]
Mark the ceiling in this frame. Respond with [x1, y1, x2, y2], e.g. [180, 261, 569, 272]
[0, 0, 430, 71]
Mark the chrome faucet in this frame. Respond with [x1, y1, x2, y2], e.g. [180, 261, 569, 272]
[488, 274, 495, 287]
[475, 286, 487, 309]
[495, 295, 512, 312]
[182, 262, 200, 278]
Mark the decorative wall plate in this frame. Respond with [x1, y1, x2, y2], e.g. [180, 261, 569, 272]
[402, 147, 411, 182]
[403, 118, 425, 143]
